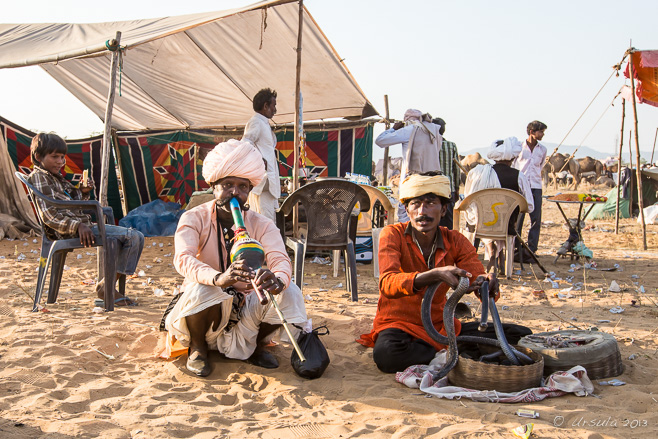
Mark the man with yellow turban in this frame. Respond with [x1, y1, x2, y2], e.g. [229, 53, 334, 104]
[161, 139, 307, 377]
[357, 171, 499, 373]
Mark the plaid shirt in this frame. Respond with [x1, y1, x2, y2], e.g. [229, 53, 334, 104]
[439, 139, 460, 196]
[27, 166, 92, 239]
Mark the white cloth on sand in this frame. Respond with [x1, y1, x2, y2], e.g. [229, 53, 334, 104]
[396, 350, 594, 403]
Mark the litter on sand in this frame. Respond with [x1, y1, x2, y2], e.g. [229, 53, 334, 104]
[511, 423, 534, 439]
[598, 379, 625, 386]
[609, 306, 624, 314]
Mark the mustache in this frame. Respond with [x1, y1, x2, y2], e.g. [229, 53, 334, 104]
[414, 215, 434, 222]
[217, 197, 249, 211]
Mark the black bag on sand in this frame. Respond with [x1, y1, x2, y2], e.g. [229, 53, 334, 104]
[291, 325, 330, 379]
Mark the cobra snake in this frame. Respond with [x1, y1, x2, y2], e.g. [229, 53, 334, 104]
[421, 277, 533, 381]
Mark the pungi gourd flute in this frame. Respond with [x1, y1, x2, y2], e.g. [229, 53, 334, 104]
[228, 198, 306, 361]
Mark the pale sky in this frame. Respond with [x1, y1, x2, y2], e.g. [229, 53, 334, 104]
[1, 0, 657, 162]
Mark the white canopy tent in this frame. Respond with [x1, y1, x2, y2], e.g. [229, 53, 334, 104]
[0, 0, 376, 131]
[0, 0, 377, 214]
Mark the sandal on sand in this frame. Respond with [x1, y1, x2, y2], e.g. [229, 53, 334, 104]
[94, 297, 138, 307]
[114, 297, 138, 307]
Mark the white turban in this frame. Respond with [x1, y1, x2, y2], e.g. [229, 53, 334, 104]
[399, 173, 451, 203]
[487, 137, 522, 161]
[202, 138, 266, 187]
[403, 109, 423, 122]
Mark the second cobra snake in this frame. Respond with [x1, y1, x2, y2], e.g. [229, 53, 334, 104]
[421, 277, 534, 381]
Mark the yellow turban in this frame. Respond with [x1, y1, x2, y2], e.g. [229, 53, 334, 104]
[202, 138, 266, 187]
[399, 173, 451, 203]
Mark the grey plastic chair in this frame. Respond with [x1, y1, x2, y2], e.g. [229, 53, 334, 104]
[276, 180, 370, 301]
[15, 171, 123, 312]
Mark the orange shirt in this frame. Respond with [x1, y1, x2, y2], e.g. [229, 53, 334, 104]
[358, 222, 484, 351]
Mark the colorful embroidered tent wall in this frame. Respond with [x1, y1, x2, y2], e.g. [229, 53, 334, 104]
[2, 116, 124, 220]
[115, 122, 374, 212]
[2, 114, 374, 221]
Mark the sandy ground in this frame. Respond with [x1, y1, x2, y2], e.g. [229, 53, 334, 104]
[0, 185, 657, 438]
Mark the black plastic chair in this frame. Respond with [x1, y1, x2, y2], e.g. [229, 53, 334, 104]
[15, 171, 123, 312]
[276, 180, 370, 301]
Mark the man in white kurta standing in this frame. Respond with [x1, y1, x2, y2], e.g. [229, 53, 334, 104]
[513, 120, 547, 259]
[242, 88, 281, 222]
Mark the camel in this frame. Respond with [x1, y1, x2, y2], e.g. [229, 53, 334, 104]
[459, 153, 490, 185]
[542, 153, 580, 190]
[575, 156, 604, 189]
[595, 176, 616, 188]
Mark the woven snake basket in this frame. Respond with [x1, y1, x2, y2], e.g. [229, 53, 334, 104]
[448, 346, 544, 393]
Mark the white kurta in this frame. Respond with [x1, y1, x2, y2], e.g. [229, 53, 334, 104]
[242, 113, 280, 198]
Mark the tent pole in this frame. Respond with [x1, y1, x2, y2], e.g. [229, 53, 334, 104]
[99, 31, 122, 208]
[292, 0, 304, 193]
[382, 94, 390, 186]
[628, 51, 647, 250]
[628, 129, 634, 218]
[615, 99, 625, 234]
[111, 129, 129, 217]
[650, 127, 658, 165]
[193, 143, 199, 193]
[292, 0, 304, 236]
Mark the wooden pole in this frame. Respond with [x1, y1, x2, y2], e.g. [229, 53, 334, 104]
[628, 129, 634, 218]
[649, 127, 658, 166]
[292, 0, 304, 193]
[382, 94, 391, 186]
[99, 31, 122, 208]
[292, 0, 304, 236]
[193, 143, 199, 192]
[628, 51, 648, 250]
[111, 129, 129, 217]
[615, 99, 625, 234]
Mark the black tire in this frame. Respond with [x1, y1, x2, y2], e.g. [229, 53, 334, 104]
[518, 330, 624, 379]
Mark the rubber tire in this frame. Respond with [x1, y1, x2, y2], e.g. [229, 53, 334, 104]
[518, 330, 623, 379]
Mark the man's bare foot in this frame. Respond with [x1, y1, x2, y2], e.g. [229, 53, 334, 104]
[95, 278, 105, 300]
[186, 347, 211, 377]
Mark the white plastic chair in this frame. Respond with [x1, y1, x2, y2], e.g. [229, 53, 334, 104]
[453, 188, 529, 278]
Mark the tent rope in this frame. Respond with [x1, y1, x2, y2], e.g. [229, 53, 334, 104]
[105, 40, 119, 51]
[546, 68, 617, 163]
[105, 40, 126, 96]
[556, 90, 621, 173]
[259, 7, 268, 50]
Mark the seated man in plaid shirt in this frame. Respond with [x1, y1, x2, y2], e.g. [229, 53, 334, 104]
[28, 132, 144, 306]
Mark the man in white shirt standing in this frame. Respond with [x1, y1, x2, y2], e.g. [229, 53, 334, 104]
[242, 88, 281, 222]
[513, 120, 547, 257]
[375, 109, 442, 222]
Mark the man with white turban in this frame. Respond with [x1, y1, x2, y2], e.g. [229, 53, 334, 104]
[462, 137, 534, 272]
[161, 139, 307, 377]
[375, 109, 443, 222]
[357, 171, 501, 373]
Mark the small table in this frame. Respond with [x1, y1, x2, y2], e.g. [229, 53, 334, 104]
[546, 197, 603, 263]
